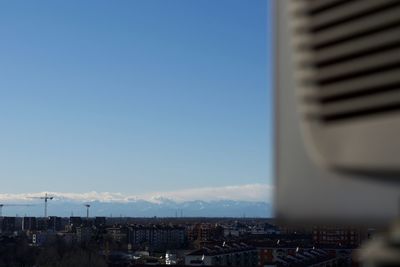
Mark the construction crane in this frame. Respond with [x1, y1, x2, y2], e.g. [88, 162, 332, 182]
[84, 204, 90, 220]
[31, 193, 54, 217]
[0, 204, 35, 217]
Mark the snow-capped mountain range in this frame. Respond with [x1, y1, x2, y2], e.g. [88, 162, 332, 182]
[0, 184, 273, 217]
[3, 199, 271, 218]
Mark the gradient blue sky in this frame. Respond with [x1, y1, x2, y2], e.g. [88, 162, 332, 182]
[0, 0, 272, 195]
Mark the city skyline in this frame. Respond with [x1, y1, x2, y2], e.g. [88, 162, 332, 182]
[0, 1, 272, 196]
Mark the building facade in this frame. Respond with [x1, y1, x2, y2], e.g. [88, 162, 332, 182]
[128, 225, 185, 250]
[185, 243, 258, 267]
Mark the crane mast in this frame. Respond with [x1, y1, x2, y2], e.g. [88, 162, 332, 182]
[41, 193, 54, 218]
[30, 193, 55, 217]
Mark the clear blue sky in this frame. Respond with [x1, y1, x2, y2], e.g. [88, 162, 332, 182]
[0, 0, 272, 194]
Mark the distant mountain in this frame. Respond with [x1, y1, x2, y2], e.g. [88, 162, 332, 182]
[5, 199, 272, 218]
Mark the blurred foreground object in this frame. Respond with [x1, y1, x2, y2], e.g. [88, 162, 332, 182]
[357, 221, 400, 266]
[281, 0, 400, 174]
[275, 0, 400, 265]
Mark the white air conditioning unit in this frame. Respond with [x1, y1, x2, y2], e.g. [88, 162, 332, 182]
[287, 0, 400, 175]
[276, 0, 400, 225]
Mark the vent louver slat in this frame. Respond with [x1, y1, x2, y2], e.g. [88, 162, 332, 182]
[307, 0, 353, 15]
